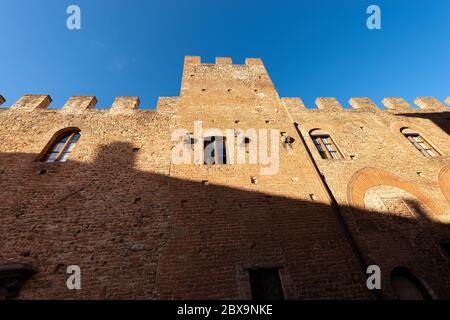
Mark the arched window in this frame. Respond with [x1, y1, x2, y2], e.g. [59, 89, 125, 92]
[310, 129, 342, 160]
[204, 136, 227, 165]
[0, 264, 38, 299]
[391, 267, 432, 300]
[40, 129, 81, 163]
[401, 128, 440, 158]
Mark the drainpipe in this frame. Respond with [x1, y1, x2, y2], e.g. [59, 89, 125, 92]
[292, 122, 381, 300]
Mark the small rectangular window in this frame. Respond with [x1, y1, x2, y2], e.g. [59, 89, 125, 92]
[248, 268, 285, 300]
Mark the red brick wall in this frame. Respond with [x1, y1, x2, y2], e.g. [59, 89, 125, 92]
[285, 96, 450, 299]
[0, 57, 449, 299]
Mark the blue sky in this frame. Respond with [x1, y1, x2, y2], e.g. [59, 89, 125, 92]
[0, 0, 449, 109]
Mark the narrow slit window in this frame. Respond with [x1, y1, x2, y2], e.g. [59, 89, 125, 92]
[401, 128, 439, 158]
[310, 130, 342, 160]
[41, 130, 81, 163]
[248, 268, 285, 301]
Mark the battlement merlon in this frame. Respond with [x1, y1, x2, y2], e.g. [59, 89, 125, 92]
[157, 97, 180, 112]
[349, 98, 378, 111]
[281, 98, 307, 119]
[245, 58, 264, 66]
[110, 96, 140, 114]
[382, 97, 413, 112]
[282, 98, 307, 109]
[184, 56, 202, 65]
[62, 96, 97, 114]
[10, 94, 52, 111]
[414, 97, 448, 111]
[315, 98, 343, 110]
[216, 57, 232, 65]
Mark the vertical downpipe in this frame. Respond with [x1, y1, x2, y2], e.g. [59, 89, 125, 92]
[292, 122, 381, 300]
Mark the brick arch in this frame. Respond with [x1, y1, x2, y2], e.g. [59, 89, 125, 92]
[303, 123, 341, 139]
[347, 167, 443, 215]
[439, 166, 450, 204]
[390, 121, 427, 136]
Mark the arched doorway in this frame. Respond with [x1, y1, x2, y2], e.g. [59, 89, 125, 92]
[391, 267, 432, 300]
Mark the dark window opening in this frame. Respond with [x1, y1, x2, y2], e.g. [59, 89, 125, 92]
[248, 268, 285, 301]
[204, 136, 227, 165]
[391, 267, 432, 300]
[440, 242, 450, 258]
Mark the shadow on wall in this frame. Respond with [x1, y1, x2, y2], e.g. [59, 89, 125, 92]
[398, 112, 450, 136]
[0, 143, 450, 300]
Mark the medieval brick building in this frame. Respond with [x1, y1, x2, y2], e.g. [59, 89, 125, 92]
[0, 56, 449, 300]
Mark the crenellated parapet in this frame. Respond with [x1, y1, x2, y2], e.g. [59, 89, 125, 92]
[0, 95, 144, 115]
[183, 56, 264, 67]
[1, 94, 448, 114]
[1, 57, 449, 115]
[283, 96, 449, 113]
[1, 91, 449, 115]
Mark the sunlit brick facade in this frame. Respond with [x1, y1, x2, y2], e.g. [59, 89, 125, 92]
[0, 57, 449, 300]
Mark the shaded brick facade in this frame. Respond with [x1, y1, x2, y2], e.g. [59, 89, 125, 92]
[0, 57, 449, 299]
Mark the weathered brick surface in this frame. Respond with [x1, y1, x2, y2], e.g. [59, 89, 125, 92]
[10, 94, 52, 111]
[159, 57, 368, 299]
[0, 57, 449, 300]
[286, 97, 450, 299]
